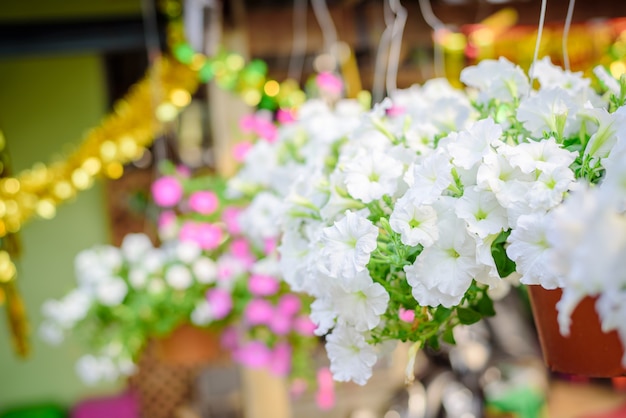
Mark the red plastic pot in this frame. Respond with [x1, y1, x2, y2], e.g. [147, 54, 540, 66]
[527, 285, 626, 377]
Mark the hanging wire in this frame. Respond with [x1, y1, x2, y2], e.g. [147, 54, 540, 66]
[529, 0, 548, 96]
[562, 0, 576, 71]
[417, 0, 445, 79]
[311, 0, 339, 71]
[141, 0, 168, 164]
[386, 0, 407, 96]
[373, 0, 395, 103]
[288, 0, 309, 81]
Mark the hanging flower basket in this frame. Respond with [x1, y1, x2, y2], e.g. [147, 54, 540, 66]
[527, 285, 626, 377]
[154, 323, 228, 367]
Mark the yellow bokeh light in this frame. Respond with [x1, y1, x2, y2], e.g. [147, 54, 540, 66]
[71, 168, 91, 190]
[156, 103, 179, 122]
[610, 61, 626, 78]
[36, 199, 56, 220]
[105, 162, 124, 179]
[119, 137, 139, 158]
[0, 251, 16, 283]
[53, 181, 74, 200]
[242, 90, 261, 107]
[263, 80, 280, 97]
[100, 141, 117, 161]
[444, 33, 467, 53]
[469, 28, 494, 46]
[5, 200, 17, 216]
[226, 54, 245, 72]
[3, 178, 20, 195]
[82, 157, 102, 176]
[170, 89, 192, 107]
[190, 53, 206, 71]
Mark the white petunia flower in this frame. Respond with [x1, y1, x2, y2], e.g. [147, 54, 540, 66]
[75, 355, 119, 385]
[460, 57, 529, 104]
[310, 297, 337, 336]
[330, 273, 390, 331]
[319, 211, 378, 283]
[96, 277, 128, 306]
[120, 233, 154, 263]
[446, 118, 503, 170]
[404, 214, 482, 307]
[506, 213, 561, 289]
[165, 264, 193, 290]
[128, 268, 148, 289]
[508, 137, 577, 174]
[583, 107, 626, 159]
[389, 195, 439, 247]
[517, 87, 580, 140]
[343, 151, 403, 203]
[192, 257, 217, 284]
[455, 187, 508, 238]
[190, 300, 214, 326]
[176, 241, 202, 264]
[325, 325, 378, 385]
[405, 149, 453, 204]
[476, 146, 534, 208]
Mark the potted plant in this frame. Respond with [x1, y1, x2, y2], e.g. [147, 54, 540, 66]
[232, 56, 626, 384]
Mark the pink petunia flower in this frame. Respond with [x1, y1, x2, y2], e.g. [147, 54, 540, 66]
[249, 274, 280, 297]
[269, 342, 292, 376]
[188, 191, 219, 215]
[244, 299, 274, 326]
[276, 294, 301, 317]
[222, 207, 243, 235]
[206, 288, 233, 320]
[233, 141, 253, 162]
[234, 340, 272, 368]
[293, 315, 317, 336]
[398, 307, 415, 323]
[151, 176, 183, 207]
[316, 72, 343, 96]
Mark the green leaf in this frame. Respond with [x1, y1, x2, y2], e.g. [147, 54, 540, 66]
[442, 326, 456, 345]
[475, 294, 496, 317]
[427, 334, 440, 351]
[491, 230, 517, 277]
[434, 306, 452, 322]
[457, 307, 482, 325]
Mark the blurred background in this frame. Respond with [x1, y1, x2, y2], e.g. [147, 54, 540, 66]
[1, 0, 626, 417]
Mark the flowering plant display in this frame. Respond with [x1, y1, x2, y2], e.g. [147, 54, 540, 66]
[39, 162, 322, 393]
[233, 57, 626, 385]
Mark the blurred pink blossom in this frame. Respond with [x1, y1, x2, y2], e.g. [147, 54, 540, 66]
[188, 191, 218, 215]
[151, 176, 183, 207]
[244, 299, 274, 326]
[234, 341, 272, 368]
[206, 288, 232, 319]
[249, 274, 280, 297]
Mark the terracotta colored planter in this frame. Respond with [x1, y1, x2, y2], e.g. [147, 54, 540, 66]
[154, 323, 228, 367]
[528, 285, 626, 377]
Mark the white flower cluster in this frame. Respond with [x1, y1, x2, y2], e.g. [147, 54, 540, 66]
[228, 57, 626, 385]
[39, 233, 218, 384]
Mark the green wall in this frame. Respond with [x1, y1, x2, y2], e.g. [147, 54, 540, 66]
[0, 54, 122, 409]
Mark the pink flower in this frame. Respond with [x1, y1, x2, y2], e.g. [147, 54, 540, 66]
[399, 307, 415, 323]
[233, 141, 253, 162]
[196, 223, 223, 250]
[317, 367, 334, 391]
[176, 165, 192, 178]
[269, 312, 292, 335]
[315, 390, 335, 411]
[239, 114, 257, 133]
[244, 299, 274, 326]
[290, 379, 308, 397]
[293, 315, 317, 336]
[263, 237, 277, 255]
[269, 342, 292, 376]
[222, 207, 242, 234]
[221, 326, 239, 350]
[249, 274, 280, 297]
[386, 104, 406, 117]
[206, 288, 232, 320]
[316, 72, 343, 96]
[230, 238, 252, 259]
[234, 341, 272, 368]
[188, 191, 218, 215]
[277, 108, 296, 124]
[217, 255, 246, 282]
[255, 118, 278, 143]
[277, 294, 301, 317]
[179, 221, 223, 250]
[151, 176, 183, 207]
